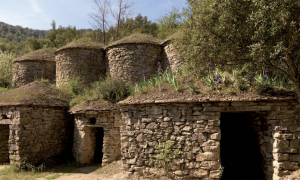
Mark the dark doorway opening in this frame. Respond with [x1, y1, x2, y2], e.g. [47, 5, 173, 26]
[220, 113, 265, 180]
[93, 127, 104, 163]
[0, 125, 9, 164]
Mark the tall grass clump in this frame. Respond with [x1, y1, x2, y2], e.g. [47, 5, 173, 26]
[0, 50, 15, 87]
[69, 76, 130, 106]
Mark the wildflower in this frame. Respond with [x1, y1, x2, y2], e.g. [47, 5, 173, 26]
[264, 74, 267, 79]
[249, 76, 253, 82]
[157, 62, 161, 65]
[215, 76, 219, 81]
[142, 70, 147, 77]
[218, 78, 222, 84]
[265, 70, 270, 74]
[158, 73, 162, 76]
[187, 79, 190, 83]
[206, 62, 210, 66]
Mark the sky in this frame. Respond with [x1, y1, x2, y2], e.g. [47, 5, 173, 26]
[0, 0, 187, 30]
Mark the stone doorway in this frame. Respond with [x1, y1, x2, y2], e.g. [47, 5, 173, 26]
[220, 113, 265, 180]
[93, 127, 104, 163]
[0, 125, 9, 164]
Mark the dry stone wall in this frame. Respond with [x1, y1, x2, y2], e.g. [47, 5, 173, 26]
[106, 43, 162, 85]
[55, 48, 106, 87]
[72, 109, 121, 165]
[12, 61, 56, 87]
[120, 100, 300, 180]
[0, 105, 73, 164]
[162, 41, 184, 73]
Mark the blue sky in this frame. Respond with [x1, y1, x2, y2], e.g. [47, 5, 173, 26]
[0, 0, 187, 30]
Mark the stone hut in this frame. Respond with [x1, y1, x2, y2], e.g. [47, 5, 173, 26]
[105, 35, 162, 85]
[118, 96, 300, 180]
[162, 39, 184, 73]
[0, 81, 73, 165]
[12, 48, 56, 87]
[70, 100, 122, 165]
[55, 38, 105, 88]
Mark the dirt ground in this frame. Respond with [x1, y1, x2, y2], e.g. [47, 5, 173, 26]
[37, 161, 127, 180]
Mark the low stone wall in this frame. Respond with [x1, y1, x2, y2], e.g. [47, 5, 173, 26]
[0, 105, 73, 164]
[119, 100, 300, 180]
[162, 40, 184, 73]
[12, 61, 56, 87]
[72, 109, 121, 165]
[55, 48, 106, 87]
[106, 43, 162, 85]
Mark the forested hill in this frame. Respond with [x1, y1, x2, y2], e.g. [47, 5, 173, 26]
[0, 21, 49, 43]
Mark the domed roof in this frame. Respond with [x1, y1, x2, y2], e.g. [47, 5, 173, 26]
[14, 48, 55, 63]
[0, 81, 69, 106]
[55, 38, 104, 53]
[105, 33, 162, 49]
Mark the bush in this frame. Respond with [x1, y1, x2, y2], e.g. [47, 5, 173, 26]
[0, 50, 15, 87]
[150, 141, 180, 172]
[92, 76, 130, 103]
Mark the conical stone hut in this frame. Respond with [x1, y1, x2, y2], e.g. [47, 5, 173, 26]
[12, 48, 56, 87]
[105, 34, 162, 85]
[55, 38, 106, 88]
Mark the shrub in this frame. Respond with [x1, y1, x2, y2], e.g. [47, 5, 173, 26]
[92, 76, 130, 103]
[150, 141, 180, 172]
[0, 50, 15, 87]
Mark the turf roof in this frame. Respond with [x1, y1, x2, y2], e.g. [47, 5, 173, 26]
[0, 81, 69, 107]
[55, 38, 104, 53]
[70, 99, 118, 114]
[106, 33, 162, 49]
[14, 48, 55, 62]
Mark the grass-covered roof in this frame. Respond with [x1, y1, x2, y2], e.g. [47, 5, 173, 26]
[55, 38, 104, 53]
[105, 33, 162, 49]
[14, 48, 55, 62]
[0, 81, 69, 106]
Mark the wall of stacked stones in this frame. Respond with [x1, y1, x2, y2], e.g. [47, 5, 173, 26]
[55, 48, 106, 87]
[73, 109, 121, 165]
[120, 100, 300, 180]
[106, 44, 162, 85]
[162, 41, 184, 73]
[0, 105, 73, 164]
[12, 61, 56, 87]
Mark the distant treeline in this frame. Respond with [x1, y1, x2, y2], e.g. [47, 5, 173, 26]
[0, 8, 182, 57]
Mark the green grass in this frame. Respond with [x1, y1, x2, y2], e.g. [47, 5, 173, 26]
[0, 87, 14, 94]
[0, 160, 80, 180]
[45, 174, 60, 179]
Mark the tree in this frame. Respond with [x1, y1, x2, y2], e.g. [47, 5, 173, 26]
[178, 0, 300, 100]
[89, 0, 111, 45]
[110, 0, 134, 40]
[156, 7, 183, 39]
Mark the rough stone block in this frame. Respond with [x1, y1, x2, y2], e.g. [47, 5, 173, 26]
[196, 152, 219, 161]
